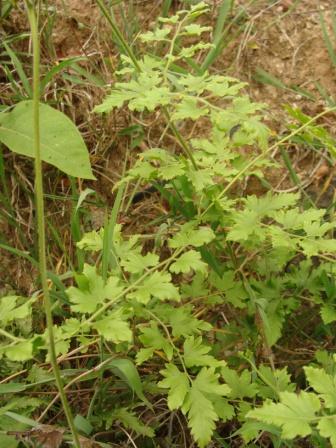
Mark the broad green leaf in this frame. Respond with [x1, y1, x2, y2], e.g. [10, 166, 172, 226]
[169, 250, 207, 274]
[182, 368, 230, 448]
[221, 367, 258, 399]
[135, 347, 155, 365]
[0, 434, 18, 448]
[169, 222, 215, 248]
[93, 309, 132, 343]
[318, 416, 336, 448]
[193, 367, 230, 396]
[245, 192, 299, 216]
[128, 271, 179, 304]
[167, 306, 212, 337]
[0, 383, 27, 394]
[257, 366, 294, 399]
[246, 391, 321, 439]
[304, 366, 336, 409]
[74, 414, 92, 436]
[140, 27, 171, 42]
[158, 363, 190, 409]
[108, 359, 151, 407]
[184, 387, 217, 447]
[183, 336, 224, 368]
[172, 97, 209, 121]
[121, 252, 159, 274]
[67, 264, 123, 313]
[77, 229, 104, 252]
[226, 210, 264, 241]
[320, 305, 336, 324]
[179, 42, 213, 59]
[0, 101, 94, 179]
[138, 323, 173, 361]
[212, 397, 235, 422]
[5, 340, 33, 361]
[183, 24, 211, 36]
[0, 296, 33, 325]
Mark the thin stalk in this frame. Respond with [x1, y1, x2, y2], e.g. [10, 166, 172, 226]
[95, 0, 140, 71]
[24, 2, 80, 446]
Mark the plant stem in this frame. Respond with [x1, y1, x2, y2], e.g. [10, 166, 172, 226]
[24, 2, 80, 446]
[95, 0, 140, 71]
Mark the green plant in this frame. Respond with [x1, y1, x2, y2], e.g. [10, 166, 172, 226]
[0, 2, 336, 448]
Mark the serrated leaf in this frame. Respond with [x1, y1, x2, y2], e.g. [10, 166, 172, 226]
[168, 306, 212, 338]
[187, 167, 214, 192]
[67, 264, 123, 313]
[169, 222, 215, 248]
[304, 366, 336, 410]
[94, 89, 135, 112]
[320, 305, 336, 324]
[212, 397, 235, 422]
[121, 252, 159, 274]
[179, 73, 208, 94]
[257, 366, 294, 399]
[138, 323, 173, 361]
[246, 391, 321, 439]
[182, 368, 230, 448]
[318, 416, 336, 448]
[300, 238, 336, 257]
[184, 386, 217, 447]
[184, 336, 224, 368]
[5, 340, 33, 361]
[128, 271, 179, 304]
[226, 209, 264, 242]
[183, 24, 211, 36]
[0, 296, 33, 326]
[179, 42, 213, 59]
[140, 27, 171, 42]
[169, 250, 207, 274]
[108, 408, 154, 437]
[0, 101, 94, 179]
[92, 309, 132, 343]
[207, 76, 247, 97]
[158, 363, 190, 410]
[172, 97, 209, 121]
[221, 367, 258, 399]
[95, 74, 171, 113]
[77, 229, 104, 252]
[135, 347, 155, 365]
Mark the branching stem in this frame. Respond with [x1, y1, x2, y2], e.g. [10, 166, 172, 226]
[24, 2, 80, 446]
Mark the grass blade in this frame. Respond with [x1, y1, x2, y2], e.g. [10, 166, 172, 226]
[3, 42, 32, 97]
[320, 10, 336, 69]
[200, 0, 234, 72]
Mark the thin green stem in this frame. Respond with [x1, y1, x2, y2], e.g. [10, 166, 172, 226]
[0, 328, 23, 342]
[95, 0, 140, 71]
[162, 107, 198, 169]
[24, 2, 80, 446]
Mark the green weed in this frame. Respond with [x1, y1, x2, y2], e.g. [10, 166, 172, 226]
[0, 2, 335, 448]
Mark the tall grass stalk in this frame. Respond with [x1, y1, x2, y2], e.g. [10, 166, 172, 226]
[24, 2, 80, 445]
